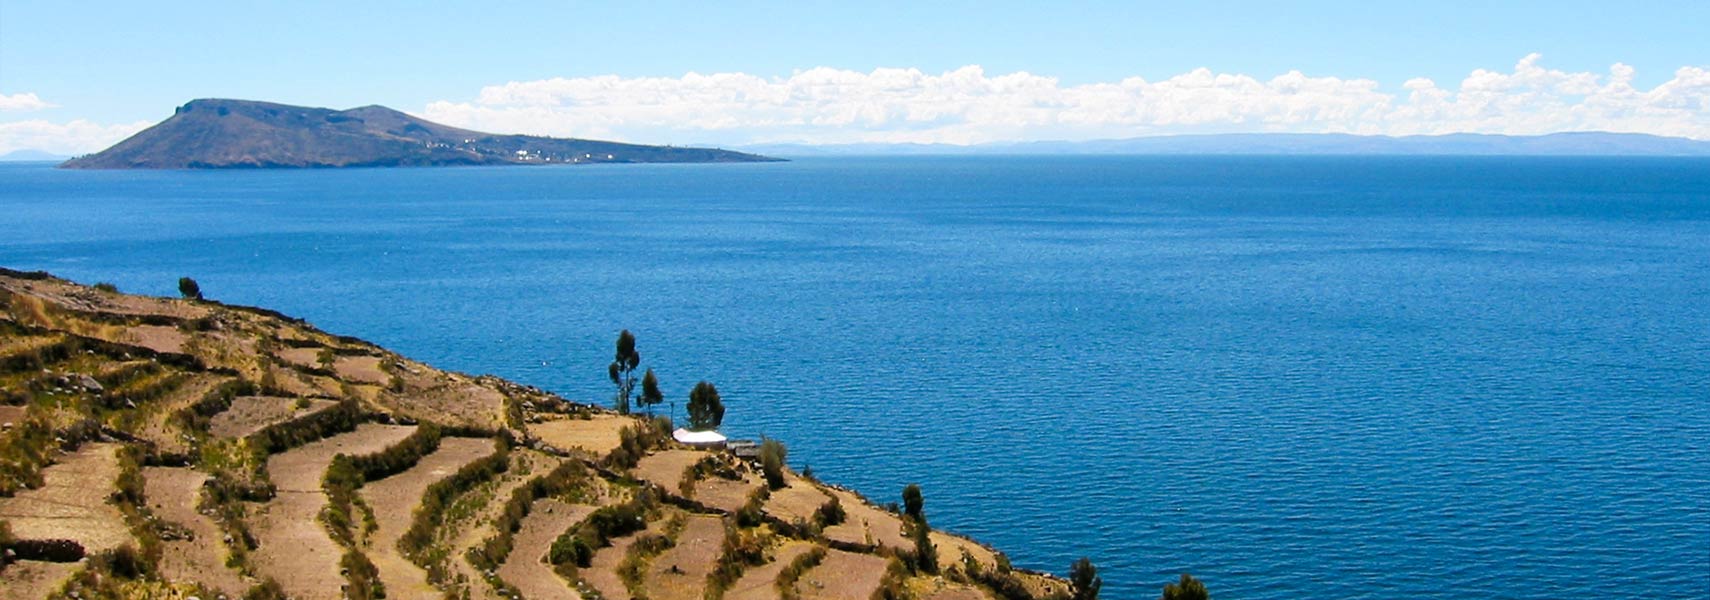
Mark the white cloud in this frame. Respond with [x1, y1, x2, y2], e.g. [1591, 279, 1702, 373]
[420, 55, 1710, 144]
[0, 119, 150, 156]
[0, 92, 54, 112]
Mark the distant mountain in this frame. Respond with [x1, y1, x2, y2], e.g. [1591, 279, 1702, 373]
[62, 99, 780, 169]
[0, 149, 70, 162]
[743, 132, 1710, 157]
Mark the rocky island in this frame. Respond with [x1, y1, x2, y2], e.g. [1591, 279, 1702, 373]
[59, 99, 779, 169]
[0, 269, 1076, 600]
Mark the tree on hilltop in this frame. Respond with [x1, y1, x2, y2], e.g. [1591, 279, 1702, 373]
[178, 277, 203, 300]
[638, 368, 664, 414]
[607, 330, 641, 414]
[686, 381, 724, 431]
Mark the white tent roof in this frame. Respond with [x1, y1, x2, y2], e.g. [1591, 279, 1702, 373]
[673, 428, 727, 444]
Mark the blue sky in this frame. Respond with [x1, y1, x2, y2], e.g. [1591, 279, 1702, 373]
[2, 1, 1707, 151]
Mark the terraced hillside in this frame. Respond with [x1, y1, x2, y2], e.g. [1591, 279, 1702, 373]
[0, 269, 1071, 600]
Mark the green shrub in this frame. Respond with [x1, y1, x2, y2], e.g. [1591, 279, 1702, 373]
[760, 439, 787, 490]
[775, 546, 827, 600]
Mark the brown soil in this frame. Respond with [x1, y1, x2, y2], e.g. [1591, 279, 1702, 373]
[694, 471, 764, 513]
[124, 324, 188, 354]
[0, 442, 131, 552]
[821, 487, 909, 551]
[359, 436, 498, 599]
[633, 449, 706, 492]
[644, 514, 726, 600]
[0, 276, 210, 321]
[387, 381, 507, 432]
[0, 559, 80, 600]
[931, 531, 1000, 572]
[496, 498, 596, 600]
[143, 466, 253, 597]
[528, 414, 635, 457]
[582, 518, 670, 600]
[135, 373, 234, 455]
[447, 449, 561, 600]
[724, 540, 817, 600]
[333, 354, 390, 385]
[210, 395, 338, 438]
[795, 549, 889, 600]
[763, 474, 833, 525]
[275, 346, 325, 370]
[0, 404, 27, 425]
[248, 424, 417, 600]
[919, 582, 991, 600]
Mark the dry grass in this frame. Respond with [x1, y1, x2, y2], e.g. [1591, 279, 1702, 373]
[795, 550, 889, 600]
[496, 498, 597, 600]
[695, 472, 765, 514]
[144, 465, 253, 597]
[447, 449, 559, 600]
[529, 413, 636, 457]
[0, 442, 131, 552]
[210, 395, 338, 439]
[333, 354, 390, 385]
[634, 449, 707, 490]
[360, 436, 498, 599]
[123, 324, 188, 354]
[725, 540, 817, 600]
[821, 487, 909, 551]
[249, 424, 416, 600]
[644, 514, 726, 600]
[763, 474, 834, 525]
[0, 558, 81, 599]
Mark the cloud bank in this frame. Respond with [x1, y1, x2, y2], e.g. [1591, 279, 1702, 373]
[420, 54, 1710, 144]
[0, 92, 54, 112]
[0, 119, 151, 156]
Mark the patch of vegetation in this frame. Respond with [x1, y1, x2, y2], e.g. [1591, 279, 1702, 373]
[399, 438, 510, 584]
[549, 488, 659, 569]
[705, 518, 771, 600]
[686, 381, 725, 431]
[468, 459, 595, 572]
[321, 424, 443, 600]
[774, 546, 827, 600]
[178, 277, 203, 301]
[617, 530, 677, 598]
[605, 416, 673, 470]
[760, 439, 787, 490]
[736, 485, 770, 528]
[1161, 573, 1208, 600]
[93, 282, 120, 293]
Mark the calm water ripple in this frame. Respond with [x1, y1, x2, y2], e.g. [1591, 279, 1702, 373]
[2, 156, 1707, 599]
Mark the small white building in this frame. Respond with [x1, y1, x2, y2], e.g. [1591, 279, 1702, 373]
[672, 428, 727, 447]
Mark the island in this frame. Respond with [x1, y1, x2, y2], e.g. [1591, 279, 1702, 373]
[0, 269, 1093, 600]
[59, 99, 780, 169]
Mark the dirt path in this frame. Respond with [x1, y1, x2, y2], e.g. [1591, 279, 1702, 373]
[497, 498, 596, 600]
[248, 423, 416, 600]
[724, 541, 817, 600]
[359, 436, 497, 600]
[644, 514, 726, 600]
[795, 550, 889, 600]
[0, 442, 130, 552]
[143, 466, 252, 597]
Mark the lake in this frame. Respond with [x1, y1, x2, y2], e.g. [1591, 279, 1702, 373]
[2, 156, 1706, 598]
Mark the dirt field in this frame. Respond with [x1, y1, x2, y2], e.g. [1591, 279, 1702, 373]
[528, 414, 635, 457]
[143, 466, 252, 597]
[275, 346, 324, 370]
[795, 549, 889, 600]
[919, 582, 991, 600]
[135, 373, 234, 455]
[822, 487, 909, 551]
[333, 354, 390, 385]
[210, 395, 338, 438]
[359, 436, 498, 599]
[123, 324, 188, 354]
[582, 518, 670, 600]
[644, 514, 726, 600]
[496, 498, 596, 600]
[931, 531, 1000, 572]
[0, 558, 80, 600]
[0, 442, 131, 552]
[249, 424, 417, 600]
[447, 449, 561, 600]
[724, 540, 817, 600]
[763, 474, 833, 524]
[694, 472, 763, 513]
[633, 449, 706, 491]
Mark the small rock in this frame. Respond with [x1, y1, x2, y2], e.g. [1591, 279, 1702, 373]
[77, 374, 103, 392]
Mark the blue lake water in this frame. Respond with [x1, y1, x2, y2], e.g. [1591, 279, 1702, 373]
[2, 156, 1707, 598]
